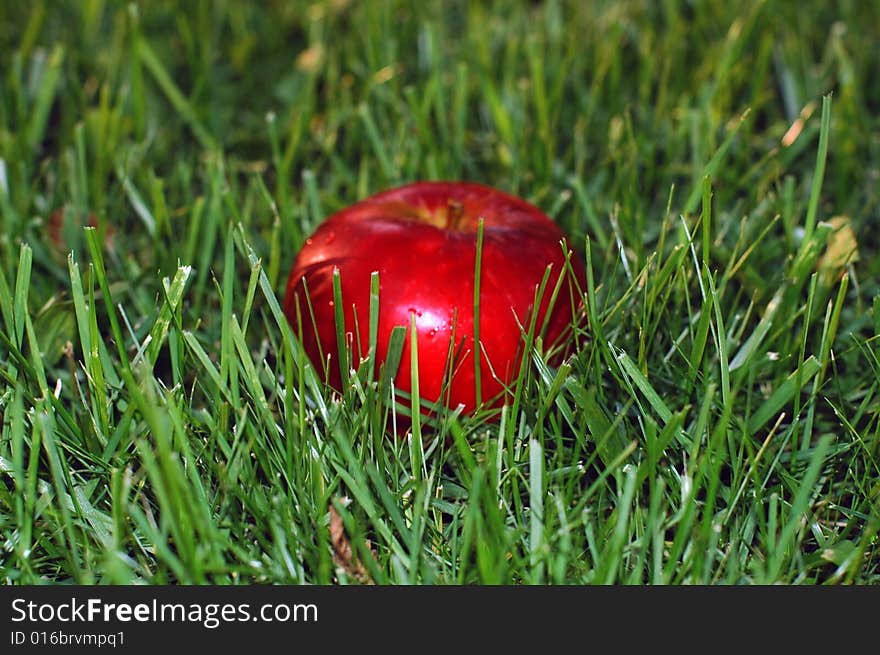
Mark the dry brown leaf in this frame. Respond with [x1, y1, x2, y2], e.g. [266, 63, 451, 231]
[296, 44, 324, 73]
[817, 215, 859, 286]
[781, 101, 817, 147]
[329, 502, 375, 584]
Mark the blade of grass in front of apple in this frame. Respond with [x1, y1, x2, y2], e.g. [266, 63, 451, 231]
[332, 266, 348, 387]
[367, 270, 380, 386]
[409, 312, 424, 481]
[473, 217, 484, 408]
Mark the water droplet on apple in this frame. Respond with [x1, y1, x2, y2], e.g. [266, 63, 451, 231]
[305, 238, 314, 245]
[324, 232, 336, 244]
[328, 300, 334, 307]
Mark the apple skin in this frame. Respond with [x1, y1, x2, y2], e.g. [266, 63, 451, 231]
[283, 181, 586, 417]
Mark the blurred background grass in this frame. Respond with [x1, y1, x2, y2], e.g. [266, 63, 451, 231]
[2, 1, 877, 289]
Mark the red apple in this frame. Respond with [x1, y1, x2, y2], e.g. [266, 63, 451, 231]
[283, 181, 586, 418]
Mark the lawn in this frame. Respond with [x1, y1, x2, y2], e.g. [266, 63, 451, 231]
[0, 0, 878, 585]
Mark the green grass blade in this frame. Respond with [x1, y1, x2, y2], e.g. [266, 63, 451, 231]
[747, 356, 821, 433]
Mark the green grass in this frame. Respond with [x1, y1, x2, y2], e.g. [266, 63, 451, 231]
[1, 0, 879, 584]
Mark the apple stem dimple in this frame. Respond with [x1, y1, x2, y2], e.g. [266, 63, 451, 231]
[446, 198, 465, 230]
